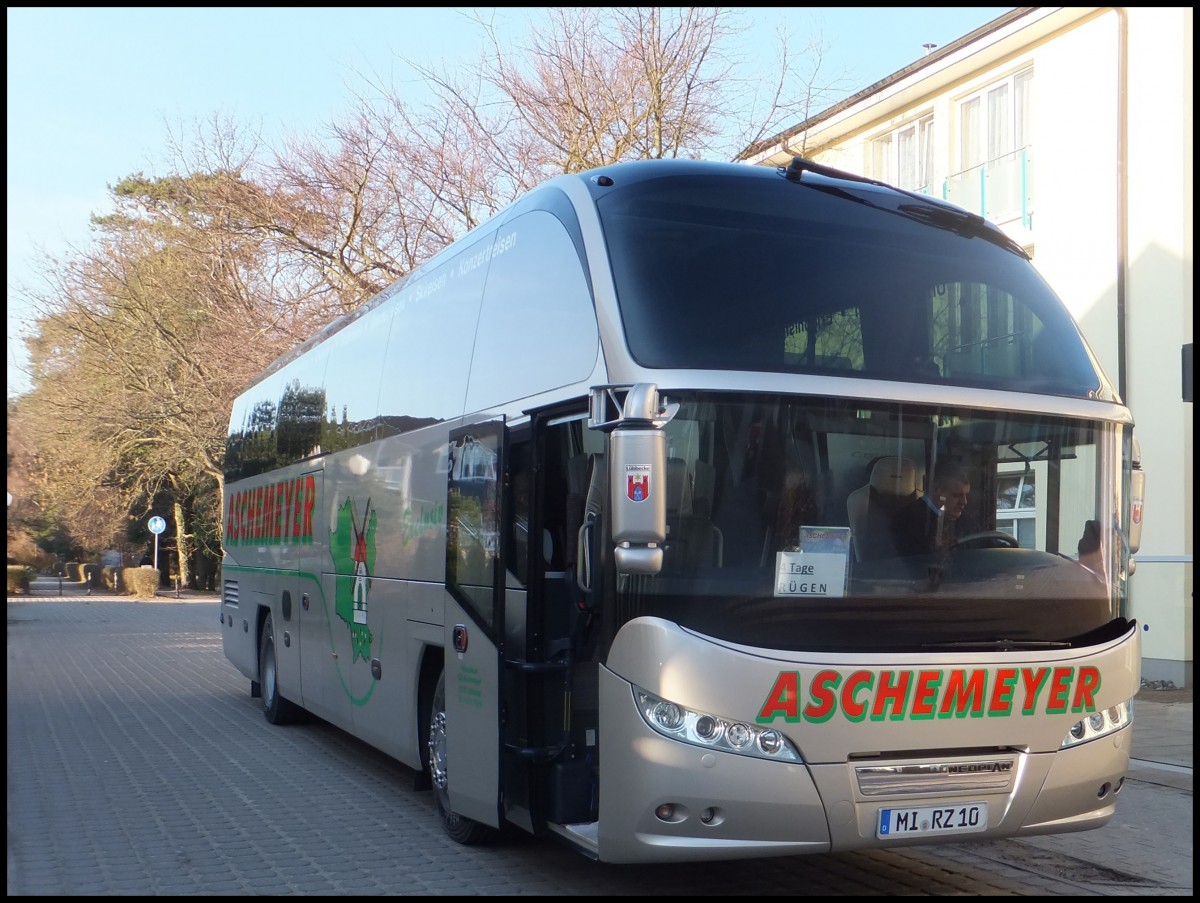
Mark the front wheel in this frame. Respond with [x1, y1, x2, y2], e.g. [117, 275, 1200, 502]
[259, 612, 301, 725]
[428, 670, 496, 845]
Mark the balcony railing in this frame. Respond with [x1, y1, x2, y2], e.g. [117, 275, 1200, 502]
[943, 147, 1033, 229]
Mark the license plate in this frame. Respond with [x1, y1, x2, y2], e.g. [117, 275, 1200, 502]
[877, 802, 988, 839]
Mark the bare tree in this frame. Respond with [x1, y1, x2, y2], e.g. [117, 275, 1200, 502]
[10, 7, 848, 573]
[392, 7, 847, 183]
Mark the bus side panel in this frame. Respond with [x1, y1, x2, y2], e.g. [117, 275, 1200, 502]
[220, 574, 258, 686]
[347, 576, 414, 760]
[294, 467, 362, 730]
[221, 481, 264, 686]
[350, 585, 448, 768]
[321, 424, 455, 763]
[222, 465, 324, 711]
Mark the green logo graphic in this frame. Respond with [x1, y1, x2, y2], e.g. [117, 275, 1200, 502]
[330, 497, 376, 662]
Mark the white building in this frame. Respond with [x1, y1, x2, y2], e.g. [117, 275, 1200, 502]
[742, 7, 1192, 686]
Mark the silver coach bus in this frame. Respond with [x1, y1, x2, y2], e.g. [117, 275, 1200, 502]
[221, 157, 1145, 863]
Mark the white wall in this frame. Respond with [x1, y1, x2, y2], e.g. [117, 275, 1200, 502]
[755, 7, 1193, 681]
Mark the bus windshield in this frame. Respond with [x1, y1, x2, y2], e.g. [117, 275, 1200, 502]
[612, 393, 1129, 654]
[597, 173, 1115, 401]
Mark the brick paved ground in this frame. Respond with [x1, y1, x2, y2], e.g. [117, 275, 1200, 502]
[7, 581, 1192, 895]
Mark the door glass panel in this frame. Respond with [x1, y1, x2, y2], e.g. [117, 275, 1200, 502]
[447, 426, 502, 635]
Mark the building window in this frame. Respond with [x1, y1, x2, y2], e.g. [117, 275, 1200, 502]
[959, 69, 1033, 168]
[947, 69, 1034, 226]
[996, 469, 1036, 548]
[871, 114, 934, 193]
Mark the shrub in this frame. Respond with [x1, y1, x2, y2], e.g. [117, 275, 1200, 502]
[65, 561, 82, 582]
[6, 565, 36, 595]
[7, 536, 54, 574]
[81, 564, 104, 588]
[125, 567, 161, 599]
[102, 566, 126, 593]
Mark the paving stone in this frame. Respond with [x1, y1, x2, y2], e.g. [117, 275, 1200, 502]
[7, 590, 1192, 896]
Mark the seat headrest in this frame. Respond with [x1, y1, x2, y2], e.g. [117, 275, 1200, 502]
[869, 456, 916, 497]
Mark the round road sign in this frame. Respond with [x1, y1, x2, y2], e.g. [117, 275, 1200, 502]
[148, 516, 167, 535]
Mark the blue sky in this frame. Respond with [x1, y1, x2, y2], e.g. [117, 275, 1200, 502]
[6, 7, 1012, 397]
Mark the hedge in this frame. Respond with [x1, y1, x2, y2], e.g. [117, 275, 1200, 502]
[125, 567, 161, 599]
[6, 565, 36, 595]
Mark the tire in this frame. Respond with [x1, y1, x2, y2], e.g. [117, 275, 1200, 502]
[259, 612, 301, 725]
[428, 670, 495, 845]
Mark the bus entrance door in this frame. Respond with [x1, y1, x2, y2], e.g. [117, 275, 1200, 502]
[442, 420, 506, 830]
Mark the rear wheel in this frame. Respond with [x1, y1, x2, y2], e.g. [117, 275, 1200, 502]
[259, 612, 301, 725]
[428, 670, 495, 845]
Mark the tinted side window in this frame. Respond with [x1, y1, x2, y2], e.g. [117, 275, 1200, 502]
[228, 370, 285, 481]
[225, 394, 250, 482]
[377, 238, 492, 435]
[321, 309, 388, 452]
[465, 210, 598, 413]
[276, 353, 328, 464]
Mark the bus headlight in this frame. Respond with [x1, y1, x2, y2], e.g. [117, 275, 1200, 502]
[652, 701, 685, 731]
[1061, 699, 1133, 748]
[634, 686, 803, 762]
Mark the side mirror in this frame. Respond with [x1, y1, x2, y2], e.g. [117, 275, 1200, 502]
[608, 384, 670, 576]
[1127, 437, 1144, 555]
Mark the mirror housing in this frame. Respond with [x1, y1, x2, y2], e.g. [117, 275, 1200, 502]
[1127, 436, 1144, 555]
[594, 384, 676, 576]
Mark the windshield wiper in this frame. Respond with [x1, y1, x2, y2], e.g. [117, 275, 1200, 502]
[922, 639, 1072, 650]
[779, 156, 1028, 257]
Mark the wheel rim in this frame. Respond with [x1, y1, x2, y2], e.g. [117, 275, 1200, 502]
[262, 622, 277, 708]
[429, 677, 451, 817]
[429, 711, 449, 792]
[263, 649, 276, 706]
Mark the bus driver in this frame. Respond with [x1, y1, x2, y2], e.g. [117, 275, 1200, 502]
[894, 463, 971, 555]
